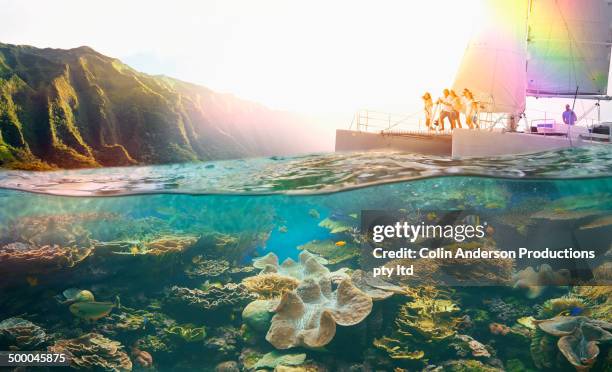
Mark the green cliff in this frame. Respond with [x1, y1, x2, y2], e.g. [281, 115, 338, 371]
[0, 43, 318, 170]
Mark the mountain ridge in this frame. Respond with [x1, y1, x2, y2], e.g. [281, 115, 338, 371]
[0, 42, 323, 170]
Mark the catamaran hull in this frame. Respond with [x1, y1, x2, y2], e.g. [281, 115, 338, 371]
[335, 129, 452, 156]
[335, 128, 602, 158]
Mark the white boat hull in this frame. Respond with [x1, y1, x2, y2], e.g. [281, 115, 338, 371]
[335, 128, 603, 158]
[335, 129, 451, 156]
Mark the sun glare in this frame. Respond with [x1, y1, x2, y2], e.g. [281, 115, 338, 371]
[0, 0, 481, 115]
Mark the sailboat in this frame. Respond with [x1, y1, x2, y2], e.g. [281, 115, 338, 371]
[335, 0, 612, 157]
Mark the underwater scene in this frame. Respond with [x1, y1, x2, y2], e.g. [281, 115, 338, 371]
[0, 148, 611, 372]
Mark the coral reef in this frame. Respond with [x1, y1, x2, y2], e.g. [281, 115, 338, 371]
[512, 264, 571, 299]
[374, 287, 462, 362]
[385, 241, 513, 287]
[197, 231, 266, 264]
[0, 317, 47, 350]
[103, 307, 173, 334]
[2, 213, 105, 247]
[535, 316, 612, 371]
[485, 297, 533, 323]
[204, 326, 241, 359]
[185, 256, 230, 278]
[131, 344, 153, 368]
[297, 239, 359, 265]
[318, 216, 356, 234]
[0, 243, 92, 275]
[253, 351, 307, 369]
[166, 284, 256, 312]
[242, 299, 275, 332]
[253, 250, 333, 283]
[48, 333, 132, 371]
[537, 296, 590, 319]
[454, 334, 491, 358]
[166, 324, 207, 342]
[350, 269, 403, 301]
[242, 273, 300, 299]
[144, 234, 198, 255]
[266, 277, 372, 349]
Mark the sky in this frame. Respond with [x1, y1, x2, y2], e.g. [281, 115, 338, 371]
[1, 0, 611, 127]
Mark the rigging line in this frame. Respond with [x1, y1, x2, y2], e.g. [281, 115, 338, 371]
[555, 0, 578, 92]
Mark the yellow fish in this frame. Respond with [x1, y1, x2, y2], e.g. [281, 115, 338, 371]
[26, 276, 38, 287]
[69, 301, 115, 322]
[130, 246, 139, 255]
[427, 212, 437, 221]
[335, 241, 346, 247]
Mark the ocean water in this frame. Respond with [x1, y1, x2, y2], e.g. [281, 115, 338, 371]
[0, 148, 611, 371]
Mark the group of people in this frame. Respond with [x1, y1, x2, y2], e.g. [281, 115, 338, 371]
[422, 88, 480, 131]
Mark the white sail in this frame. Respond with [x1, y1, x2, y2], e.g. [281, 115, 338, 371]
[453, 0, 529, 114]
[526, 0, 612, 97]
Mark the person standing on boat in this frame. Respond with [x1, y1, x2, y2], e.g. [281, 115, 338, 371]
[436, 89, 454, 131]
[463, 89, 477, 129]
[450, 90, 463, 129]
[422, 92, 433, 129]
[562, 104, 577, 125]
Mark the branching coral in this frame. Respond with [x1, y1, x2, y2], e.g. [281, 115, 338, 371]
[48, 333, 132, 371]
[185, 256, 230, 279]
[142, 234, 198, 255]
[166, 324, 206, 342]
[166, 284, 256, 312]
[242, 273, 300, 299]
[374, 287, 462, 362]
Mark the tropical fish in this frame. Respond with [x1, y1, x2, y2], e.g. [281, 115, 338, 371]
[130, 246, 140, 255]
[308, 209, 320, 219]
[426, 212, 437, 221]
[26, 276, 38, 287]
[335, 241, 347, 247]
[69, 301, 115, 322]
[278, 226, 288, 233]
[61, 289, 95, 304]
